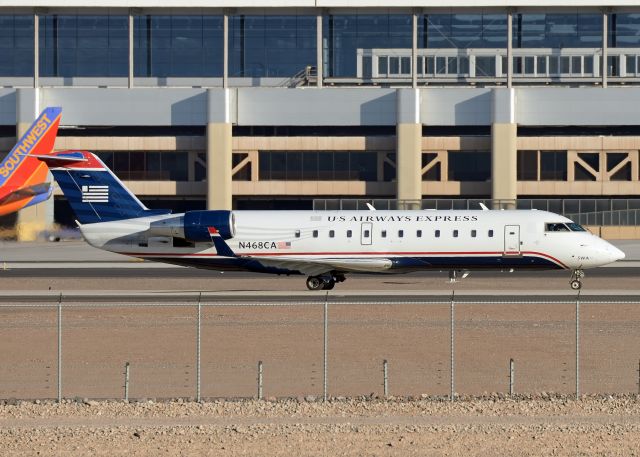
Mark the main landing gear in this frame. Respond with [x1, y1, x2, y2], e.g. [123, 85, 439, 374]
[306, 273, 346, 291]
[570, 269, 585, 290]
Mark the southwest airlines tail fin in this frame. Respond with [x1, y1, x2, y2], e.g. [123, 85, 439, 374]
[36, 150, 170, 224]
[0, 106, 61, 216]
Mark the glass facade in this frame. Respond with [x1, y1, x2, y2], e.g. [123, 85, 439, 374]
[39, 15, 128, 77]
[0, 15, 34, 76]
[324, 14, 412, 77]
[420, 14, 507, 49]
[229, 15, 315, 78]
[134, 15, 223, 77]
[512, 13, 602, 48]
[610, 14, 640, 47]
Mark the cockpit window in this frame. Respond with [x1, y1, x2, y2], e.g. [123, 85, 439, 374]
[566, 222, 587, 232]
[545, 223, 570, 232]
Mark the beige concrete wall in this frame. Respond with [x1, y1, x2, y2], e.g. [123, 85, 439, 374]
[207, 123, 232, 210]
[491, 123, 517, 208]
[396, 123, 422, 208]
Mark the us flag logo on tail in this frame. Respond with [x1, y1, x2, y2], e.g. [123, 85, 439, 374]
[81, 185, 109, 203]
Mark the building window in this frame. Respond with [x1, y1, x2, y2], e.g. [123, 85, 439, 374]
[453, 229, 459, 237]
[324, 14, 412, 78]
[517, 150, 538, 181]
[134, 15, 223, 77]
[313, 230, 318, 238]
[259, 151, 377, 181]
[329, 230, 335, 238]
[40, 15, 128, 77]
[398, 230, 404, 238]
[540, 151, 567, 181]
[416, 230, 422, 237]
[421, 14, 507, 49]
[448, 152, 491, 181]
[96, 151, 188, 181]
[346, 230, 352, 238]
[0, 15, 34, 76]
[435, 230, 440, 238]
[488, 229, 494, 237]
[230, 15, 316, 78]
[471, 230, 477, 237]
[295, 230, 301, 238]
[513, 13, 602, 49]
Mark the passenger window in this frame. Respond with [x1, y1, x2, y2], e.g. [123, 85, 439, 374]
[346, 230, 352, 238]
[381, 230, 387, 238]
[295, 230, 301, 238]
[398, 230, 404, 238]
[471, 230, 476, 237]
[545, 223, 570, 232]
[453, 230, 458, 238]
[435, 230, 440, 238]
[364, 230, 370, 237]
[329, 230, 335, 238]
[416, 230, 422, 238]
[313, 230, 318, 238]
[488, 230, 494, 237]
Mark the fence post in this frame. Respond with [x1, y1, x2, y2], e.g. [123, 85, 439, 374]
[509, 358, 514, 396]
[57, 293, 62, 403]
[323, 291, 328, 402]
[257, 361, 263, 400]
[576, 291, 580, 398]
[124, 362, 130, 402]
[450, 290, 455, 402]
[383, 359, 388, 398]
[196, 292, 202, 403]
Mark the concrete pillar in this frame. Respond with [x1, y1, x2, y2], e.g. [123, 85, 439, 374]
[396, 88, 422, 210]
[206, 88, 234, 210]
[16, 88, 54, 241]
[491, 88, 517, 210]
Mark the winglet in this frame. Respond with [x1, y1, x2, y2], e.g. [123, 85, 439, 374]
[366, 203, 376, 211]
[208, 227, 237, 257]
[479, 203, 489, 211]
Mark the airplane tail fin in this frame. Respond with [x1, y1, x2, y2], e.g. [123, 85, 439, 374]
[0, 107, 61, 216]
[35, 151, 170, 224]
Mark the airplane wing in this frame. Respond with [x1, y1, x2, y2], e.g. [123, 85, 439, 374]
[243, 256, 393, 276]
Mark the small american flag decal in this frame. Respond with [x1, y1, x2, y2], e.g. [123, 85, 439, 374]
[277, 241, 291, 249]
[81, 185, 109, 203]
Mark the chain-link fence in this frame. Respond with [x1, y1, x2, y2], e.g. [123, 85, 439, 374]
[1, 294, 640, 401]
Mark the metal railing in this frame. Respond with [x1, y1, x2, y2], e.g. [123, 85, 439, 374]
[356, 47, 640, 84]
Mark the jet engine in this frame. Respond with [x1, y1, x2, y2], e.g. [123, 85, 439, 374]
[149, 210, 236, 241]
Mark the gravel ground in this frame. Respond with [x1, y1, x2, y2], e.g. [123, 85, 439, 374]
[2, 396, 640, 456]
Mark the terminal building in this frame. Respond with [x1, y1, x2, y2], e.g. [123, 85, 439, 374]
[1, 1, 640, 238]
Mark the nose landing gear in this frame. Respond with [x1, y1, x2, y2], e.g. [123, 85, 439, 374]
[306, 273, 346, 291]
[569, 269, 584, 290]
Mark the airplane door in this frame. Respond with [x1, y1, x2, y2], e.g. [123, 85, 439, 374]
[503, 225, 521, 255]
[361, 222, 372, 245]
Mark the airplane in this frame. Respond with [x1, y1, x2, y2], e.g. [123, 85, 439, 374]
[36, 150, 625, 291]
[0, 107, 62, 216]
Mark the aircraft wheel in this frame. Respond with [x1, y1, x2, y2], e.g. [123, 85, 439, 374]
[570, 280, 582, 290]
[322, 279, 335, 290]
[306, 276, 324, 291]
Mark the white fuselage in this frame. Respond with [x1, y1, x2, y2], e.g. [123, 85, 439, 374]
[79, 209, 625, 275]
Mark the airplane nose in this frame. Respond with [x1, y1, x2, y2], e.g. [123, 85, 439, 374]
[611, 245, 626, 261]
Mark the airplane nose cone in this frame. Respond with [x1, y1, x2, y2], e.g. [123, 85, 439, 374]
[611, 245, 626, 261]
